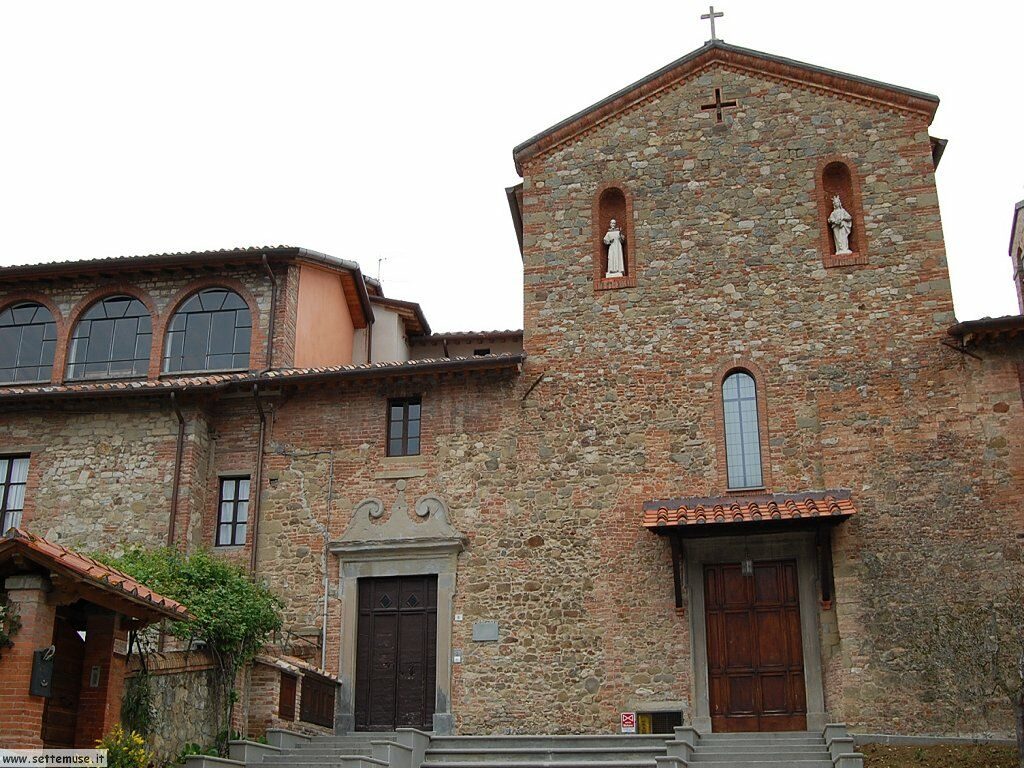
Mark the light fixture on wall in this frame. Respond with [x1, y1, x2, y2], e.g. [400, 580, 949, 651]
[741, 545, 753, 577]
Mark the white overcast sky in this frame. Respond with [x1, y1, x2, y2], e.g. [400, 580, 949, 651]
[1, 2, 1021, 331]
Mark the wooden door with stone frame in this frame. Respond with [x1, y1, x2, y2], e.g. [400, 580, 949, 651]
[704, 559, 807, 732]
[354, 574, 437, 731]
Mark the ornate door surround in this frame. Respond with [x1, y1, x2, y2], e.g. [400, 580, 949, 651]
[330, 485, 465, 735]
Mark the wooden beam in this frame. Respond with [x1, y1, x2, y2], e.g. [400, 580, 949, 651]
[669, 533, 684, 609]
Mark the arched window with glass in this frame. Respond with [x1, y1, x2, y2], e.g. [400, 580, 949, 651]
[163, 288, 252, 373]
[722, 370, 763, 489]
[67, 295, 152, 380]
[0, 302, 57, 383]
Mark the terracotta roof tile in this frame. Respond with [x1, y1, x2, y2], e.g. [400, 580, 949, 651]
[0, 354, 525, 400]
[410, 330, 524, 341]
[642, 489, 856, 529]
[0, 528, 190, 620]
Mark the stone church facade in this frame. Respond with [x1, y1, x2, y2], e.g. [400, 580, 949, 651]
[0, 41, 1022, 749]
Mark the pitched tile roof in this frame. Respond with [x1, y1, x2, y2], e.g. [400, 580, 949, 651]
[410, 330, 524, 342]
[0, 353, 525, 401]
[0, 528, 190, 621]
[643, 489, 856, 530]
[947, 315, 1024, 345]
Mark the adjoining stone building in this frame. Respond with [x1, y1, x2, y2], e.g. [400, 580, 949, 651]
[0, 39, 1022, 750]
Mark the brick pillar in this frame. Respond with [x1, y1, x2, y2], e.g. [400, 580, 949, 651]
[1, 574, 55, 748]
[74, 611, 128, 747]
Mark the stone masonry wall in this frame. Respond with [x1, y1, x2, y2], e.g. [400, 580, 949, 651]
[140, 660, 220, 762]
[514, 62, 1024, 736]
[6, 403, 181, 551]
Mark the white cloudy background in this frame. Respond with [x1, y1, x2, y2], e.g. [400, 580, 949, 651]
[1, 1, 1021, 331]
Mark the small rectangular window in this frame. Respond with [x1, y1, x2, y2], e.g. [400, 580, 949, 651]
[0, 455, 29, 532]
[216, 476, 250, 546]
[387, 397, 422, 457]
[473, 348, 491, 357]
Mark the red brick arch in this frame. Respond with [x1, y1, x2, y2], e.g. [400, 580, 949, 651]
[592, 181, 638, 291]
[64, 284, 160, 381]
[815, 154, 868, 268]
[713, 357, 773, 492]
[0, 292, 67, 385]
[155, 277, 265, 374]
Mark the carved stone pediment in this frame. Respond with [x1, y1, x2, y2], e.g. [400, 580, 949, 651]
[330, 480, 466, 557]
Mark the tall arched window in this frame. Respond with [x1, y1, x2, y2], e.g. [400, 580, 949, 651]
[0, 302, 57, 383]
[67, 296, 152, 380]
[723, 370, 763, 489]
[163, 288, 252, 373]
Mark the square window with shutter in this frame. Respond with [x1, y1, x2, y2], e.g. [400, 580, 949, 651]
[279, 672, 297, 721]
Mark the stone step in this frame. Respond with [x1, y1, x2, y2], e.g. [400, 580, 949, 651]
[428, 736, 669, 750]
[698, 732, 821, 742]
[695, 742, 827, 751]
[692, 749, 831, 762]
[421, 761, 659, 768]
[265, 750, 375, 760]
[425, 747, 666, 762]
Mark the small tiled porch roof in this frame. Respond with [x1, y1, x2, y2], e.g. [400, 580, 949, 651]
[0, 528, 190, 623]
[643, 489, 857, 531]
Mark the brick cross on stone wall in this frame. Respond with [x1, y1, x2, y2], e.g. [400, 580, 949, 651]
[700, 87, 738, 122]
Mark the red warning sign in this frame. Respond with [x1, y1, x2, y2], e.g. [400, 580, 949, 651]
[620, 712, 637, 733]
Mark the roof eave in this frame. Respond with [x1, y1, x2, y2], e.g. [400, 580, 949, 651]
[0, 355, 526, 403]
[513, 40, 940, 174]
[1009, 199, 1024, 258]
[505, 184, 524, 259]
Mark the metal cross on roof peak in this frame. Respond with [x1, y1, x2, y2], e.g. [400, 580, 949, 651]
[701, 5, 724, 41]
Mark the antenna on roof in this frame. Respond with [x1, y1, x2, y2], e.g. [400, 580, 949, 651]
[377, 256, 387, 282]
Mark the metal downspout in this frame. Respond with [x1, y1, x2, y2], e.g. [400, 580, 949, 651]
[168, 391, 185, 549]
[250, 383, 267, 574]
[261, 254, 278, 372]
[321, 450, 334, 670]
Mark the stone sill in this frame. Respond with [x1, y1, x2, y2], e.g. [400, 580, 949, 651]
[594, 274, 637, 291]
[823, 251, 868, 268]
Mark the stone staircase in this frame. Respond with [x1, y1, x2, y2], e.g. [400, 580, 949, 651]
[185, 723, 863, 768]
[422, 734, 670, 768]
[688, 731, 843, 767]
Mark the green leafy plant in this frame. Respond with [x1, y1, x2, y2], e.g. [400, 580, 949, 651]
[101, 547, 283, 756]
[174, 741, 219, 764]
[120, 671, 155, 737]
[97, 725, 152, 768]
[0, 597, 21, 654]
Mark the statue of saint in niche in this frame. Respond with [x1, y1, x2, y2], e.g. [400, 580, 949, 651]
[828, 195, 853, 255]
[604, 219, 626, 278]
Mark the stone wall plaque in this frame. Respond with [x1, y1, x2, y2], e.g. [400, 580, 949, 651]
[472, 621, 499, 642]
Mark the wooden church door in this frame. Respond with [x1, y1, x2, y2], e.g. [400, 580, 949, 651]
[355, 575, 437, 731]
[704, 560, 808, 732]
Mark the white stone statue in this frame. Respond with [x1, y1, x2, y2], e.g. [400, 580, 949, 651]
[604, 219, 626, 278]
[828, 195, 853, 255]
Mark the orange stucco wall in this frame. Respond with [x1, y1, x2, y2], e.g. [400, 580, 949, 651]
[294, 265, 354, 367]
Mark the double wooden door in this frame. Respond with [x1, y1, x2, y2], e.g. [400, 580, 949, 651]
[355, 575, 437, 731]
[704, 560, 807, 732]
